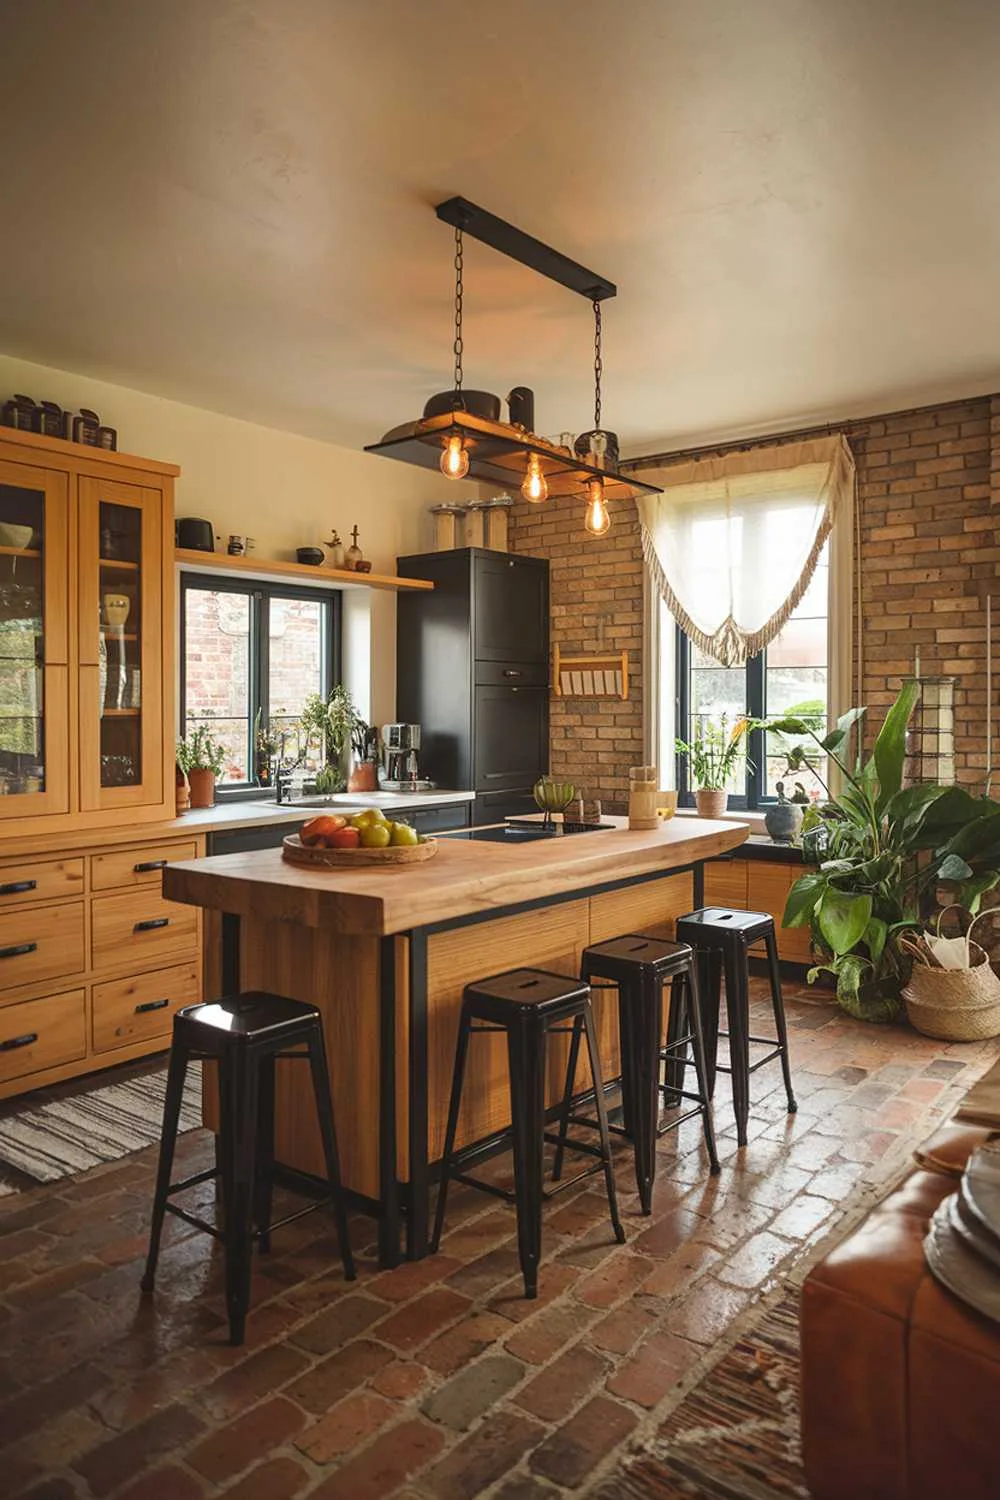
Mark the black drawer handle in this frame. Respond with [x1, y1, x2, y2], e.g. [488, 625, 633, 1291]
[133, 918, 169, 933]
[0, 1032, 37, 1052]
[135, 997, 169, 1014]
[502, 669, 523, 679]
[0, 880, 37, 897]
[0, 942, 37, 960]
[134, 860, 167, 873]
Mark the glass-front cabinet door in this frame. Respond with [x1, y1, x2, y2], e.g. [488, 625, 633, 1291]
[78, 476, 164, 811]
[0, 460, 71, 821]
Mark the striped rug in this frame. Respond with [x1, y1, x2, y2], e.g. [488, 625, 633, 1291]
[0, 1062, 203, 1188]
[597, 1290, 806, 1499]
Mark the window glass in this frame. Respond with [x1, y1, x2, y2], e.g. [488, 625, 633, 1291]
[268, 596, 326, 773]
[183, 588, 252, 783]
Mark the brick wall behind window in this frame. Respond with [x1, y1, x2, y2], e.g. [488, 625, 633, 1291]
[510, 393, 1000, 808]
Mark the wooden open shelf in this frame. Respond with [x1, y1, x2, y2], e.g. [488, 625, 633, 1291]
[553, 646, 629, 700]
[175, 548, 434, 593]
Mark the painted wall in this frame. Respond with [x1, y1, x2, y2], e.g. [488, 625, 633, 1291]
[0, 354, 451, 726]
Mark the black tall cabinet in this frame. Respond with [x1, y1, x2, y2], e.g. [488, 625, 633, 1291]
[396, 549, 550, 824]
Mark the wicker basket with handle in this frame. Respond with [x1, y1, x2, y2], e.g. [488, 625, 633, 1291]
[902, 910, 1000, 1041]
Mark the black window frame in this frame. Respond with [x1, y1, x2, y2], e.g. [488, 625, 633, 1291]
[179, 572, 341, 795]
[674, 633, 781, 811]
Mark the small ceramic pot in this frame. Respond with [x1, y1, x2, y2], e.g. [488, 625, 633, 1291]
[187, 768, 215, 809]
[764, 799, 803, 844]
[695, 787, 728, 819]
[348, 761, 378, 792]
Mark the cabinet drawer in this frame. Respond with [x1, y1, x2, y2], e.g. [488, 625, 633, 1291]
[0, 901, 86, 991]
[0, 989, 86, 1085]
[474, 661, 549, 688]
[93, 959, 201, 1053]
[92, 889, 198, 971]
[0, 857, 84, 908]
[91, 841, 198, 892]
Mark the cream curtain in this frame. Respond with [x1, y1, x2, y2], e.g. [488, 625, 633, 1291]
[636, 435, 855, 667]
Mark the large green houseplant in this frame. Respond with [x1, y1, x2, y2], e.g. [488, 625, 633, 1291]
[771, 682, 1000, 1022]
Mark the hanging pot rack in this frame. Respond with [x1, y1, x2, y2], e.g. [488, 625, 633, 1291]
[364, 196, 662, 514]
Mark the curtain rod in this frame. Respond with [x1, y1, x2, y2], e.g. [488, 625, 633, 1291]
[620, 390, 997, 473]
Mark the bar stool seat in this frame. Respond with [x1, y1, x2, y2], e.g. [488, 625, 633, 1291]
[142, 992, 355, 1345]
[564, 935, 719, 1214]
[674, 908, 797, 1147]
[431, 968, 625, 1298]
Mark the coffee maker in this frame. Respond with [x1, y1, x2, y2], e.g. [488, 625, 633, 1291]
[380, 723, 432, 791]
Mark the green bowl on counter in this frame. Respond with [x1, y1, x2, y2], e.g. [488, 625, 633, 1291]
[533, 777, 577, 815]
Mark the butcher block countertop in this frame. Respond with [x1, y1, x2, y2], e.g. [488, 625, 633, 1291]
[163, 816, 749, 936]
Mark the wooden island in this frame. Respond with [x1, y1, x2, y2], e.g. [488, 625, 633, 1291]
[164, 816, 747, 1265]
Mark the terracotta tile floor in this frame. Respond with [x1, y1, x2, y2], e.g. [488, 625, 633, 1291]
[1, 980, 997, 1499]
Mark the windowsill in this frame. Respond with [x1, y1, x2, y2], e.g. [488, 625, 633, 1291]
[675, 806, 768, 834]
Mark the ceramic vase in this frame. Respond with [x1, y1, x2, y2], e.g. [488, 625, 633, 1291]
[764, 784, 803, 844]
[695, 787, 728, 819]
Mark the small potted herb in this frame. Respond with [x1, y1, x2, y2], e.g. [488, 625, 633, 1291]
[176, 725, 227, 808]
[253, 709, 278, 787]
[675, 716, 756, 818]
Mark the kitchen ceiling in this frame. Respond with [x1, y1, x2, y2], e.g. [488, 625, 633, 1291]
[1, 0, 998, 456]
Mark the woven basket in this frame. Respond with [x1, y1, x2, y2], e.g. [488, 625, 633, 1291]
[903, 943, 1000, 1042]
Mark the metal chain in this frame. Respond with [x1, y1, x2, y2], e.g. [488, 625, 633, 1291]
[453, 227, 464, 400]
[593, 298, 603, 430]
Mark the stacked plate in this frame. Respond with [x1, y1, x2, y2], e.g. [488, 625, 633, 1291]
[925, 1140, 1000, 1322]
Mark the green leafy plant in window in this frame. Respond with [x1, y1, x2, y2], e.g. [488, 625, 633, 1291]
[767, 683, 1000, 1023]
[675, 715, 759, 791]
[176, 723, 227, 777]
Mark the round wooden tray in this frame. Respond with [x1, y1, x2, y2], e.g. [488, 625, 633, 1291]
[281, 833, 438, 868]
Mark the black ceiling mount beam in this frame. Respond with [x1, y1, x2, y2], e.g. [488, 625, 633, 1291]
[435, 196, 617, 302]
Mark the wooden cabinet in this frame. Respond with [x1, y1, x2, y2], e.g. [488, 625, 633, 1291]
[704, 854, 814, 966]
[0, 429, 177, 838]
[0, 829, 204, 1098]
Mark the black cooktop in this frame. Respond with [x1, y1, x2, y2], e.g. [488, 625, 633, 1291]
[460, 819, 615, 843]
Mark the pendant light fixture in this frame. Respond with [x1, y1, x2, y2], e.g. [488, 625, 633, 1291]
[365, 197, 661, 525]
[439, 227, 470, 479]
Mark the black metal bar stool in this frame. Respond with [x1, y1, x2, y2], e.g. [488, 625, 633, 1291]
[674, 908, 797, 1147]
[431, 968, 625, 1298]
[142, 992, 355, 1344]
[556, 935, 720, 1215]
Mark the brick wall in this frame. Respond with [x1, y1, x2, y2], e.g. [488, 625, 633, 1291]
[510, 392, 1000, 808]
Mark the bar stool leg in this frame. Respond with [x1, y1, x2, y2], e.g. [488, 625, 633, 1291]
[507, 1016, 546, 1298]
[551, 1012, 584, 1183]
[307, 1031, 357, 1283]
[141, 1041, 190, 1295]
[764, 930, 797, 1115]
[222, 1051, 260, 1346]
[629, 972, 662, 1216]
[698, 948, 723, 1095]
[582, 1002, 626, 1244]
[662, 975, 688, 1107]
[615, 984, 637, 1138]
[254, 1054, 276, 1254]
[684, 962, 721, 1175]
[723, 946, 751, 1147]
[431, 1000, 473, 1254]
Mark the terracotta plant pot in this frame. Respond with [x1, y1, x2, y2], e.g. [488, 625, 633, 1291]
[348, 761, 378, 793]
[695, 787, 728, 819]
[187, 768, 216, 809]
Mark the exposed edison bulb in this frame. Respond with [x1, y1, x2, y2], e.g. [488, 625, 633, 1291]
[584, 478, 611, 537]
[440, 434, 470, 480]
[520, 454, 549, 504]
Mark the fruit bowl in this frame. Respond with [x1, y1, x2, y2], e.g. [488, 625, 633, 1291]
[533, 777, 577, 815]
[281, 833, 437, 868]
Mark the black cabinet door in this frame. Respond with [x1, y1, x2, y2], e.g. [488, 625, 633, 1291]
[473, 788, 539, 825]
[473, 684, 549, 791]
[473, 553, 549, 664]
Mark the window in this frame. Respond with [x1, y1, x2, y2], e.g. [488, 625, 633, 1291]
[180, 575, 339, 788]
[673, 543, 830, 808]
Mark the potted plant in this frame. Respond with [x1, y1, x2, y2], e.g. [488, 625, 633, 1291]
[770, 683, 1000, 1023]
[253, 708, 278, 787]
[675, 715, 756, 818]
[298, 686, 373, 792]
[176, 724, 227, 809]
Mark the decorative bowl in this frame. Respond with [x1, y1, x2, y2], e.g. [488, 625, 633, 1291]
[296, 547, 325, 566]
[0, 524, 33, 550]
[533, 776, 577, 814]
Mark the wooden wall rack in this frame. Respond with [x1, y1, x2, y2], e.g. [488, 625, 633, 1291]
[552, 646, 629, 700]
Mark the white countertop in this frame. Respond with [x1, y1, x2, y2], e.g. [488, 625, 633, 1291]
[173, 789, 475, 834]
